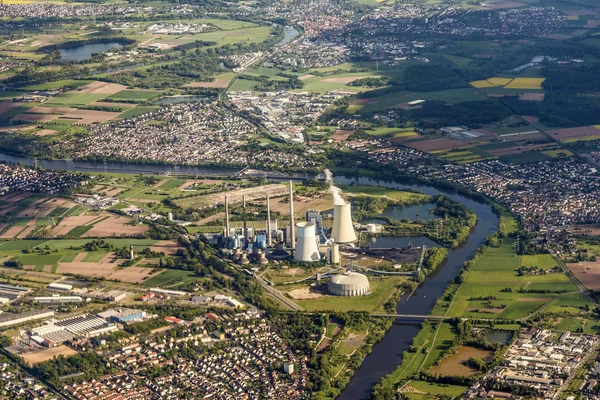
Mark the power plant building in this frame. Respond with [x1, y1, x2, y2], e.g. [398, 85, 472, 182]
[328, 272, 371, 296]
[331, 202, 357, 244]
[294, 222, 321, 262]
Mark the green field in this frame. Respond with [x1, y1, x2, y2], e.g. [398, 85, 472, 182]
[108, 90, 161, 101]
[44, 92, 108, 106]
[142, 269, 202, 287]
[344, 185, 430, 203]
[65, 225, 94, 238]
[356, 88, 487, 113]
[157, 179, 187, 190]
[405, 380, 467, 399]
[117, 106, 158, 119]
[443, 217, 578, 319]
[24, 80, 93, 91]
[81, 251, 108, 262]
[293, 276, 406, 312]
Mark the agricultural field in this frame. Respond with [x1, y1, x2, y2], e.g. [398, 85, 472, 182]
[0, 191, 148, 240]
[441, 217, 580, 320]
[0, 238, 182, 283]
[352, 88, 486, 114]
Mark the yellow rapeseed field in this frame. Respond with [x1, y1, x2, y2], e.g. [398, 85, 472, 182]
[504, 78, 545, 90]
[487, 77, 513, 86]
[470, 80, 497, 88]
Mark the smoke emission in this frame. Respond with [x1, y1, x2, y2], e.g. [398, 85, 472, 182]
[324, 169, 345, 205]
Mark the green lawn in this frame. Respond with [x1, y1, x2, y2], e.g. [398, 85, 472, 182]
[294, 276, 406, 312]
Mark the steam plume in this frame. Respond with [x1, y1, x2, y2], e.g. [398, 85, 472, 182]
[324, 169, 345, 205]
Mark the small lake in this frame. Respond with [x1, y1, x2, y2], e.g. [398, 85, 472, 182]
[59, 42, 125, 61]
[432, 346, 492, 377]
[485, 330, 513, 344]
[362, 203, 436, 224]
[154, 96, 211, 105]
[275, 26, 300, 46]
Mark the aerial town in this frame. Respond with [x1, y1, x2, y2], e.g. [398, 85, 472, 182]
[0, 0, 599, 398]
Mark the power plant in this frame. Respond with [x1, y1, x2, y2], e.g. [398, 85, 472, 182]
[218, 178, 359, 266]
[331, 201, 357, 244]
[294, 222, 321, 262]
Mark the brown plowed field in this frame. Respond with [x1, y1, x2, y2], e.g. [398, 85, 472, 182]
[81, 215, 148, 237]
[13, 114, 58, 122]
[548, 126, 600, 140]
[184, 78, 232, 88]
[0, 101, 22, 115]
[568, 261, 600, 291]
[404, 138, 467, 152]
[322, 76, 368, 83]
[77, 81, 128, 94]
[22, 345, 78, 365]
[149, 240, 183, 256]
[0, 226, 25, 239]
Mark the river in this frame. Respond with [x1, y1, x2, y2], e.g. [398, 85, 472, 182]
[0, 152, 497, 398]
[336, 177, 498, 400]
[0, 152, 238, 176]
[275, 26, 300, 46]
[59, 42, 125, 61]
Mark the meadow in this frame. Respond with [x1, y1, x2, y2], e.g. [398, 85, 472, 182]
[291, 276, 407, 312]
[443, 217, 579, 320]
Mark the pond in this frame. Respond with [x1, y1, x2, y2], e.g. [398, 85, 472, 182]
[59, 42, 125, 61]
[432, 346, 493, 377]
[485, 330, 513, 344]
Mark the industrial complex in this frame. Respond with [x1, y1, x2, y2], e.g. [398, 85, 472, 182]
[216, 180, 370, 296]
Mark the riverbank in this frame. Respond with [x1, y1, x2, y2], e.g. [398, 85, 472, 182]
[335, 176, 499, 400]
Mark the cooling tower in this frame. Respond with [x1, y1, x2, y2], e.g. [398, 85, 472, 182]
[331, 202, 357, 243]
[294, 222, 321, 262]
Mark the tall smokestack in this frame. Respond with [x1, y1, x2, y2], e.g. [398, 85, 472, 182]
[242, 195, 247, 247]
[289, 181, 295, 249]
[266, 195, 272, 246]
[225, 195, 230, 238]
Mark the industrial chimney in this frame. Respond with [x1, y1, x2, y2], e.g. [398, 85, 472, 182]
[331, 202, 357, 243]
[289, 181, 295, 249]
[266, 195, 272, 246]
[242, 195, 247, 247]
[225, 195, 230, 238]
[294, 222, 321, 262]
